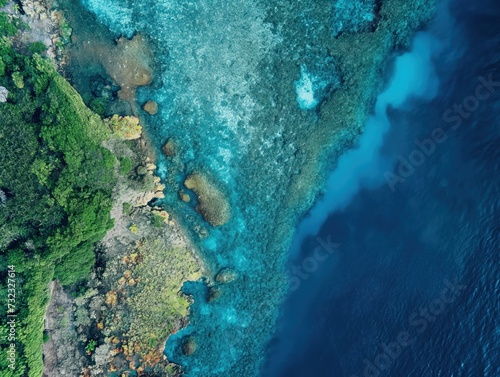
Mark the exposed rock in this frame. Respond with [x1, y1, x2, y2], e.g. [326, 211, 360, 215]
[162, 139, 176, 157]
[42, 282, 83, 377]
[143, 100, 158, 115]
[146, 163, 157, 171]
[215, 268, 237, 284]
[182, 336, 197, 356]
[0, 87, 8, 103]
[184, 173, 231, 227]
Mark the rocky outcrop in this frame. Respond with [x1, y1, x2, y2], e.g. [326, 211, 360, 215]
[7, 0, 70, 68]
[215, 268, 237, 284]
[143, 100, 158, 115]
[42, 282, 84, 377]
[0, 86, 8, 102]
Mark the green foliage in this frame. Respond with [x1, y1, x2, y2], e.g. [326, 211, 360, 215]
[89, 96, 107, 116]
[28, 41, 47, 55]
[151, 213, 165, 227]
[59, 20, 72, 41]
[118, 156, 132, 175]
[0, 39, 117, 376]
[122, 202, 133, 216]
[0, 0, 8, 9]
[0, 12, 19, 37]
[11, 71, 23, 88]
[105, 114, 142, 140]
[85, 339, 98, 354]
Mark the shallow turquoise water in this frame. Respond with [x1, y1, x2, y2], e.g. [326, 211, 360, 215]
[79, 0, 436, 375]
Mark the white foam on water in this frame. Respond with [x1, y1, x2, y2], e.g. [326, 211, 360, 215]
[295, 65, 319, 110]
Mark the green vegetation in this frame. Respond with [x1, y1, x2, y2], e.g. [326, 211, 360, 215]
[151, 212, 165, 227]
[85, 339, 97, 354]
[0, 12, 19, 37]
[28, 42, 47, 55]
[122, 202, 133, 216]
[118, 156, 132, 175]
[0, 27, 117, 376]
[104, 114, 142, 140]
[129, 240, 202, 345]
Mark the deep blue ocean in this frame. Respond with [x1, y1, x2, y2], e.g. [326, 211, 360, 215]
[263, 0, 500, 376]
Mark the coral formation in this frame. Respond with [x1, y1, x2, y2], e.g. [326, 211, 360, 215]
[184, 173, 231, 227]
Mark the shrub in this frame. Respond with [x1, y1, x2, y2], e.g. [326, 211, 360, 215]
[85, 340, 98, 354]
[105, 114, 142, 140]
[0, 12, 19, 37]
[118, 156, 132, 175]
[122, 202, 133, 216]
[151, 213, 165, 227]
[11, 71, 23, 88]
[28, 42, 46, 55]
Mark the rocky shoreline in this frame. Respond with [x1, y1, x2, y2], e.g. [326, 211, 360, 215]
[2, 0, 68, 68]
[1, 1, 209, 376]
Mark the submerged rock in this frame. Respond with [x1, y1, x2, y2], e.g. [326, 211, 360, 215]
[215, 268, 237, 284]
[178, 189, 190, 203]
[162, 139, 176, 157]
[206, 286, 222, 302]
[332, 0, 378, 37]
[184, 173, 230, 227]
[143, 100, 158, 115]
[182, 336, 197, 356]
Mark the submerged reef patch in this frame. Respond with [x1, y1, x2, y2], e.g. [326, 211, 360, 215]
[332, 0, 378, 37]
[184, 173, 231, 227]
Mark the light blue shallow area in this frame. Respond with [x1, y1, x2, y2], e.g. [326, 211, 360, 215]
[79, 0, 434, 375]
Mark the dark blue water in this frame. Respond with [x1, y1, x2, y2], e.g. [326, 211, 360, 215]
[263, 1, 500, 376]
